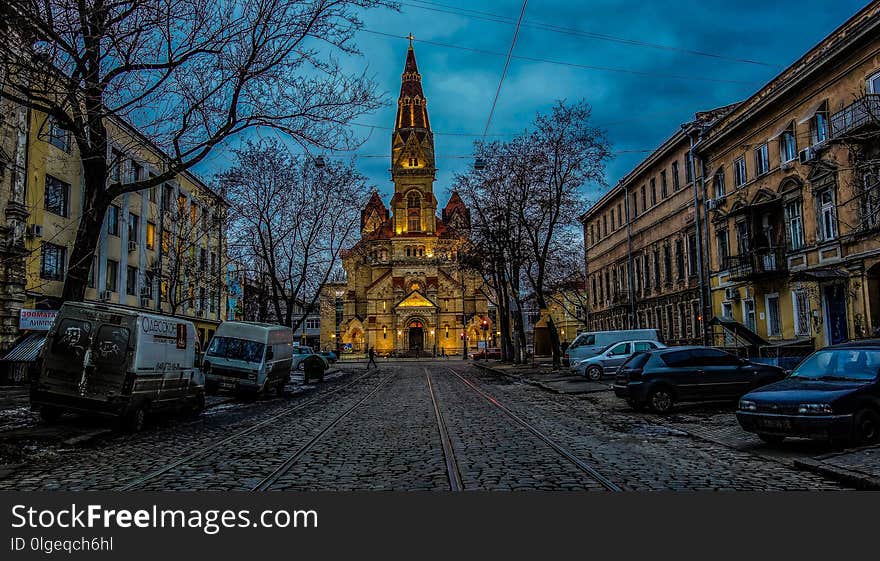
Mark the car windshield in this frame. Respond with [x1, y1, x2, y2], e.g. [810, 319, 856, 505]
[791, 349, 880, 381]
[206, 336, 265, 363]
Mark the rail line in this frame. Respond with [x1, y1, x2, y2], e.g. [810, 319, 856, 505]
[252, 373, 396, 491]
[117, 370, 382, 491]
[424, 368, 463, 491]
[447, 367, 623, 492]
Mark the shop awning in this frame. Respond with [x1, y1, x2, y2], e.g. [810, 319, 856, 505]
[790, 268, 849, 282]
[1, 333, 46, 362]
[709, 316, 768, 347]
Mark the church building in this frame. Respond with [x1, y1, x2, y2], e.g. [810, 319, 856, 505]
[321, 40, 489, 356]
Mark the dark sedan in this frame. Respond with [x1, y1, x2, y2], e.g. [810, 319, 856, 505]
[614, 347, 787, 413]
[736, 341, 880, 446]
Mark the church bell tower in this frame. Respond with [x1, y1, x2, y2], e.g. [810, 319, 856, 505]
[391, 36, 437, 235]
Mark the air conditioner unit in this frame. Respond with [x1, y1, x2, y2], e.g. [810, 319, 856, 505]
[706, 198, 719, 210]
[781, 160, 796, 171]
[798, 147, 815, 164]
[725, 287, 740, 301]
[26, 224, 43, 237]
[99, 290, 113, 301]
[140, 296, 151, 308]
[128, 240, 137, 253]
[139, 286, 151, 297]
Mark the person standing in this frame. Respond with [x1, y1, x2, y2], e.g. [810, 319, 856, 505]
[367, 346, 378, 370]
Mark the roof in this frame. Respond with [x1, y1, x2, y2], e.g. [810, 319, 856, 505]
[1, 333, 46, 362]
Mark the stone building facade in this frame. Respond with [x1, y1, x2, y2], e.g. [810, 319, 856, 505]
[321, 41, 488, 356]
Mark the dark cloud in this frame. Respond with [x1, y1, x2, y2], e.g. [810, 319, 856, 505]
[195, 0, 868, 207]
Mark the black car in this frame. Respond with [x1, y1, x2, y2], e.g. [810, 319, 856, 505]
[736, 341, 880, 446]
[613, 346, 787, 413]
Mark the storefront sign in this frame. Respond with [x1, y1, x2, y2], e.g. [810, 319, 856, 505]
[19, 309, 58, 331]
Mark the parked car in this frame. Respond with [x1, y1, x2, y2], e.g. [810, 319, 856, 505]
[318, 351, 338, 364]
[736, 341, 880, 446]
[203, 321, 293, 396]
[31, 301, 204, 431]
[565, 329, 660, 365]
[292, 346, 327, 370]
[613, 347, 786, 413]
[470, 347, 501, 360]
[574, 340, 667, 381]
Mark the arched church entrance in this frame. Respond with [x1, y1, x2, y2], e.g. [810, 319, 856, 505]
[408, 320, 425, 352]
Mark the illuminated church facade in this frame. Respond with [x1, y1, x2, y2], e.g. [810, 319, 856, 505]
[320, 40, 489, 356]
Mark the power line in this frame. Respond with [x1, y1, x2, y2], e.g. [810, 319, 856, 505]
[482, 0, 528, 139]
[361, 29, 761, 86]
[402, 0, 782, 68]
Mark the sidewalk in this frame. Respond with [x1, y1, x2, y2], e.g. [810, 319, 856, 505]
[794, 445, 880, 490]
[472, 361, 611, 394]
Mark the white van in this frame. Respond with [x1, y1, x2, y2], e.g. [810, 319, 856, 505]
[31, 302, 203, 431]
[202, 322, 293, 396]
[565, 329, 660, 367]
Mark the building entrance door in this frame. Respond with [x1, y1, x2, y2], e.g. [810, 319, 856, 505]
[823, 284, 849, 345]
[408, 321, 424, 352]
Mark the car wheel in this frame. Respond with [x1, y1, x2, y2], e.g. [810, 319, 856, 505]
[39, 406, 62, 423]
[647, 387, 674, 414]
[124, 402, 148, 432]
[853, 408, 880, 445]
[586, 365, 603, 382]
[626, 399, 646, 412]
[297, 362, 305, 371]
[757, 433, 785, 445]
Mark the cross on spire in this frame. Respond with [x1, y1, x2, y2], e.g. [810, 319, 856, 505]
[407, 32, 414, 47]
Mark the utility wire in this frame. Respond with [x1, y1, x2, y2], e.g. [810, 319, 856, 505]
[361, 29, 761, 86]
[482, 0, 528, 139]
[402, 0, 782, 68]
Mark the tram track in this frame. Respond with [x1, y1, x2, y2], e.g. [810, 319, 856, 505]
[252, 373, 396, 491]
[117, 370, 382, 491]
[446, 366, 623, 492]
[424, 368, 463, 491]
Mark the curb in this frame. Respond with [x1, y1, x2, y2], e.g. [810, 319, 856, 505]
[472, 362, 565, 394]
[792, 458, 880, 490]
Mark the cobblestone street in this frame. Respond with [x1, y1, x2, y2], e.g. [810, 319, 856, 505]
[0, 361, 857, 491]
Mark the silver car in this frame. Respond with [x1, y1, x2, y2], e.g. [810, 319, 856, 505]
[574, 340, 666, 381]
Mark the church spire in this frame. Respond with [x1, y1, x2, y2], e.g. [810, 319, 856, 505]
[395, 37, 430, 132]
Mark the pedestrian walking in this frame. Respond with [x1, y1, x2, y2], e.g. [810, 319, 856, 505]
[366, 346, 378, 370]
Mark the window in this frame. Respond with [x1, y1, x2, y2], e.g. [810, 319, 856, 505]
[610, 208, 615, 230]
[781, 127, 797, 162]
[671, 161, 680, 191]
[588, 224, 594, 246]
[190, 203, 198, 226]
[177, 194, 187, 216]
[650, 178, 657, 206]
[617, 203, 622, 227]
[743, 299, 756, 333]
[107, 205, 120, 236]
[784, 200, 804, 250]
[44, 175, 69, 217]
[40, 243, 66, 280]
[662, 245, 671, 285]
[754, 143, 769, 176]
[128, 212, 139, 244]
[766, 294, 781, 337]
[408, 210, 420, 232]
[106, 259, 119, 292]
[608, 342, 630, 356]
[687, 233, 697, 276]
[652, 249, 660, 290]
[305, 318, 320, 330]
[88, 257, 96, 288]
[126, 266, 138, 296]
[734, 157, 747, 187]
[862, 169, 880, 229]
[660, 170, 668, 198]
[675, 239, 684, 279]
[407, 191, 421, 208]
[111, 150, 123, 182]
[685, 151, 694, 183]
[817, 188, 837, 241]
[130, 161, 142, 183]
[736, 221, 750, 254]
[793, 290, 811, 337]
[631, 193, 638, 217]
[146, 222, 156, 250]
[717, 229, 729, 269]
[634, 256, 641, 294]
[200, 248, 207, 272]
[603, 214, 608, 236]
[46, 117, 69, 152]
[812, 103, 829, 145]
[869, 71, 880, 94]
[714, 170, 726, 198]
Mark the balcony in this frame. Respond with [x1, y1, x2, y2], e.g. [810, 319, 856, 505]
[725, 247, 787, 282]
[831, 94, 880, 139]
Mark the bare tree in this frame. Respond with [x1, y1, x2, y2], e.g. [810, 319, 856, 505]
[0, 0, 392, 301]
[218, 138, 370, 332]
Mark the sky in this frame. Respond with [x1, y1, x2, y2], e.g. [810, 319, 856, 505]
[196, 0, 869, 209]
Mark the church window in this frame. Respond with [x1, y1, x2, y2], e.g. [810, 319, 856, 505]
[409, 157, 418, 167]
[408, 210, 420, 232]
[407, 191, 421, 208]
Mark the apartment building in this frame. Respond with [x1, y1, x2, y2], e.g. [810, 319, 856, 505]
[582, 107, 733, 345]
[697, 2, 880, 350]
[20, 110, 228, 349]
